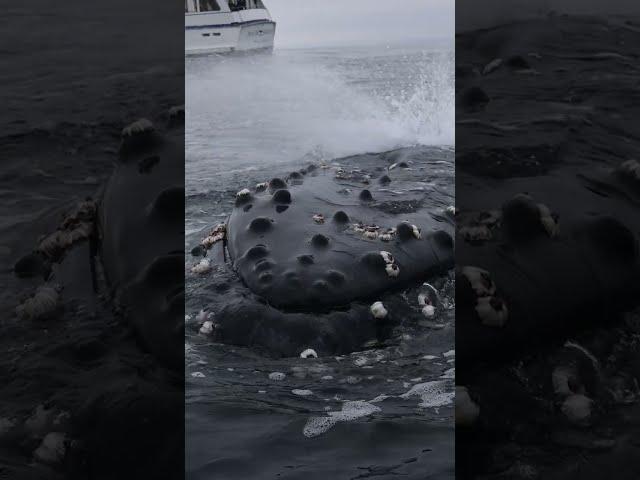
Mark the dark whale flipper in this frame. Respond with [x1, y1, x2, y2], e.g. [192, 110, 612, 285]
[99, 114, 184, 369]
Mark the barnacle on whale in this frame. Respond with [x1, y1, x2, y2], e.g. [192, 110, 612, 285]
[191, 258, 212, 275]
[34, 199, 97, 260]
[422, 305, 436, 318]
[199, 320, 214, 335]
[370, 301, 388, 319]
[33, 432, 67, 465]
[300, 348, 318, 359]
[122, 118, 154, 137]
[475, 296, 508, 327]
[236, 189, 251, 203]
[201, 223, 226, 248]
[560, 394, 593, 426]
[459, 225, 492, 243]
[461, 266, 496, 297]
[15, 286, 60, 320]
[385, 263, 400, 277]
[380, 251, 394, 264]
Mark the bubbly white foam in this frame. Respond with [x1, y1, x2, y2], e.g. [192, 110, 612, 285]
[400, 380, 454, 408]
[303, 400, 381, 438]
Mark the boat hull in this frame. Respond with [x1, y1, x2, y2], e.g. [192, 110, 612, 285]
[185, 17, 275, 55]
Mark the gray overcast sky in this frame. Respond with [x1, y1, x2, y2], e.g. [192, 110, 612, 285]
[267, 0, 454, 49]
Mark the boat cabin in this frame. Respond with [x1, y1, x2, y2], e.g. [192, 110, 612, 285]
[185, 0, 266, 14]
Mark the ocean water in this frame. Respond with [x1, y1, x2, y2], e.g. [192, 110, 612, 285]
[186, 45, 455, 479]
[0, 2, 185, 477]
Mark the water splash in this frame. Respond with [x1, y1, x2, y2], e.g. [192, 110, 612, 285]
[186, 46, 453, 183]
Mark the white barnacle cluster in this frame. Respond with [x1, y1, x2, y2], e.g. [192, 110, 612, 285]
[352, 223, 397, 243]
[560, 393, 593, 425]
[121, 118, 154, 137]
[370, 301, 388, 319]
[191, 258, 212, 275]
[269, 371, 286, 381]
[300, 348, 318, 359]
[312, 213, 325, 224]
[477, 209, 501, 228]
[380, 251, 394, 264]
[37, 200, 96, 258]
[236, 188, 251, 200]
[411, 224, 421, 240]
[33, 432, 67, 465]
[18, 405, 71, 466]
[353, 223, 378, 239]
[363, 226, 379, 240]
[461, 266, 494, 297]
[461, 266, 508, 327]
[618, 159, 640, 182]
[199, 320, 214, 335]
[384, 263, 399, 278]
[334, 167, 371, 184]
[38, 225, 92, 258]
[201, 223, 226, 248]
[255, 182, 268, 192]
[338, 168, 365, 182]
[537, 203, 560, 237]
[380, 250, 400, 278]
[551, 342, 600, 425]
[475, 296, 508, 327]
[418, 289, 436, 318]
[456, 209, 501, 245]
[334, 167, 348, 180]
[379, 227, 396, 242]
[16, 286, 60, 320]
[459, 225, 492, 243]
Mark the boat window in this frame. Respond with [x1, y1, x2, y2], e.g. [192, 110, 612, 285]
[199, 0, 221, 11]
[242, 0, 264, 9]
[228, 0, 247, 11]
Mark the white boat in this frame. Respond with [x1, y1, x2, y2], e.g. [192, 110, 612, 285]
[185, 0, 276, 55]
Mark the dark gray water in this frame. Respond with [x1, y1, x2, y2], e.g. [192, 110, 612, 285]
[456, 14, 640, 479]
[186, 46, 455, 479]
[0, 1, 184, 478]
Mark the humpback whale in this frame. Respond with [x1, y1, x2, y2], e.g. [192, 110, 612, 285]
[197, 149, 455, 357]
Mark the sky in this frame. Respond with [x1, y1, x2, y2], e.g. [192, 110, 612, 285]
[267, 0, 454, 49]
